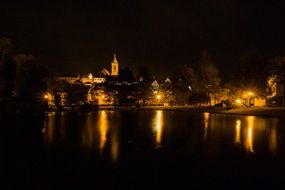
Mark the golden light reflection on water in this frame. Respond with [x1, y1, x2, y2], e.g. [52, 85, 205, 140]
[59, 112, 66, 141]
[98, 111, 108, 152]
[269, 126, 277, 155]
[81, 113, 95, 149]
[235, 120, 241, 144]
[153, 110, 164, 147]
[268, 118, 279, 155]
[245, 116, 255, 153]
[44, 110, 282, 161]
[111, 126, 119, 162]
[80, 111, 119, 162]
[203, 112, 210, 140]
[43, 112, 56, 144]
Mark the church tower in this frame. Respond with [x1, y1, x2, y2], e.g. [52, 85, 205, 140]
[111, 53, 119, 76]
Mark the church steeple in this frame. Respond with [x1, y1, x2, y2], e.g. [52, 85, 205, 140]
[113, 53, 117, 63]
[111, 53, 119, 76]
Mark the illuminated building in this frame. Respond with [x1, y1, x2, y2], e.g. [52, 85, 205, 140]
[47, 54, 119, 107]
[111, 53, 119, 76]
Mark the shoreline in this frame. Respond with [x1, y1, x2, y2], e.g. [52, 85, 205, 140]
[47, 106, 285, 118]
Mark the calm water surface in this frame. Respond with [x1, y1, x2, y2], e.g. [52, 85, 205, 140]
[3, 110, 285, 189]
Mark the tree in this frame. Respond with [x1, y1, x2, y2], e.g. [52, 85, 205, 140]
[14, 54, 47, 97]
[170, 78, 190, 106]
[0, 37, 12, 65]
[198, 51, 221, 106]
[13, 54, 48, 112]
[47, 77, 70, 109]
[135, 66, 153, 106]
[119, 66, 134, 82]
[103, 67, 137, 107]
[268, 56, 285, 106]
[230, 50, 266, 96]
[0, 38, 14, 101]
[0, 38, 48, 114]
[136, 65, 151, 81]
[65, 83, 89, 105]
[188, 92, 209, 107]
[199, 51, 221, 91]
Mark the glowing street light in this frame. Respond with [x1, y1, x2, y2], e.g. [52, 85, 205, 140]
[247, 91, 254, 97]
[235, 99, 242, 104]
[43, 93, 49, 100]
[156, 95, 161, 100]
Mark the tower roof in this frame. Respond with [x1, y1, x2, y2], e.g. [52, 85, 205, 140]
[112, 53, 118, 64]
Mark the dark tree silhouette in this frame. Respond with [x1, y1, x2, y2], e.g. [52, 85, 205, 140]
[65, 83, 89, 105]
[135, 66, 153, 106]
[13, 54, 48, 112]
[231, 50, 266, 96]
[198, 51, 221, 106]
[0, 37, 14, 101]
[268, 56, 285, 106]
[119, 66, 134, 82]
[199, 51, 221, 91]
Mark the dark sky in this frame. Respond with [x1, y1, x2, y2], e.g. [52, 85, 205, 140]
[1, 0, 285, 77]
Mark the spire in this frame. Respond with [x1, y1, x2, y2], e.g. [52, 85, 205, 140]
[111, 53, 119, 76]
[112, 53, 118, 63]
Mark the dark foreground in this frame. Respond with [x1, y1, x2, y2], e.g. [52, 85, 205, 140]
[2, 111, 285, 189]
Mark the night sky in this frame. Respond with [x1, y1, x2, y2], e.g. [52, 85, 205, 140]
[1, 0, 285, 77]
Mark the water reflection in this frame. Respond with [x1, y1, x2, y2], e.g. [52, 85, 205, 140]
[269, 126, 277, 155]
[268, 119, 279, 155]
[245, 116, 255, 153]
[81, 112, 96, 149]
[111, 124, 119, 162]
[43, 110, 284, 162]
[80, 111, 119, 162]
[153, 110, 164, 147]
[43, 112, 56, 144]
[235, 119, 241, 144]
[203, 114, 282, 156]
[98, 111, 109, 151]
[203, 112, 210, 140]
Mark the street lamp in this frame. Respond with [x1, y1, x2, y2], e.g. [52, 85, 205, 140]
[44, 94, 49, 100]
[247, 91, 254, 107]
[156, 95, 161, 100]
[235, 99, 242, 105]
[247, 91, 253, 97]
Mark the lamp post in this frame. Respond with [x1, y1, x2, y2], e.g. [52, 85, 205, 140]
[156, 94, 161, 105]
[247, 91, 253, 107]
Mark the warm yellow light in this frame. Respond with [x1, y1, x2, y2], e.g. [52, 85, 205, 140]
[235, 99, 242, 104]
[156, 95, 161, 99]
[153, 110, 163, 146]
[235, 120, 241, 144]
[245, 116, 255, 153]
[44, 94, 49, 99]
[247, 91, 253, 96]
[102, 95, 105, 99]
[203, 112, 210, 140]
[269, 126, 277, 155]
[98, 111, 108, 151]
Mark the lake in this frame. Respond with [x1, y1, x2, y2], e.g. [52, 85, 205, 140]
[2, 110, 285, 189]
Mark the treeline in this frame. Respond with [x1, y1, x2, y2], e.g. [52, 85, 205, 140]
[104, 50, 285, 107]
[2, 36, 285, 111]
[98, 51, 222, 107]
[0, 37, 48, 114]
